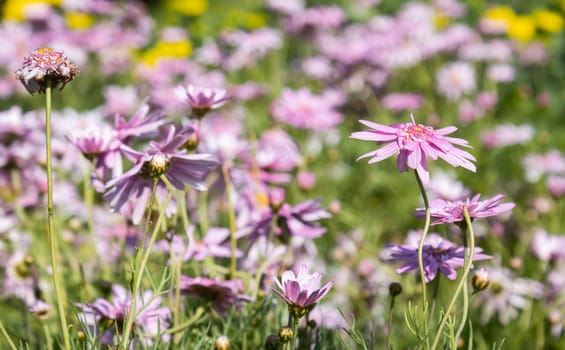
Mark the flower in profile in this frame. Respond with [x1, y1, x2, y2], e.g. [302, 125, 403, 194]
[179, 276, 250, 316]
[15, 48, 79, 95]
[104, 126, 218, 224]
[414, 194, 515, 225]
[385, 231, 491, 283]
[174, 84, 229, 118]
[75, 284, 171, 346]
[273, 264, 333, 318]
[350, 114, 476, 184]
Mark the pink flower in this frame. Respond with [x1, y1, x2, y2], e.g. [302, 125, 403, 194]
[271, 87, 343, 130]
[381, 93, 423, 113]
[273, 264, 333, 317]
[386, 232, 491, 283]
[415, 194, 515, 225]
[436, 61, 475, 101]
[481, 124, 534, 148]
[180, 276, 250, 316]
[350, 114, 476, 183]
[174, 84, 229, 117]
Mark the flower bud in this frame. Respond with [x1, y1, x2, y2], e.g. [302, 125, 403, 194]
[389, 282, 402, 297]
[278, 327, 293, 344]
[297, 171, 316, 191]
[268, 187, 286, 212]
[214, 335, 230, 350]
[471, 267, 490, 293]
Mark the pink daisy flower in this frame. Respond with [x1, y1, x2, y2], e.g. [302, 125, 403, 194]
[350, 114, 476, 183]
[273, 264, 333, 318]
[414, 194, 515, 225]
[174, 84, 229, 118]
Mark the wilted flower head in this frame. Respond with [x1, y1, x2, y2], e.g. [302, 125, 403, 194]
[414, 194, 515, 225]
[175, 84, 229, 117]
[350, 114, 476, 184]
[385, 232, 491, 283]
[273, 264, 333, 318]
[15, 48, 78, 94]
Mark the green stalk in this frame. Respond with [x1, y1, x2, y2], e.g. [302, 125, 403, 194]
[0, 319, 17, 350]
[222, 164, 238, 280]
[45, 81, 72, 350]
[431, 207, 475, 350]
[121, 177, 174, 349]
[290, 314, 299, 350]
[414, 170, 431, 349]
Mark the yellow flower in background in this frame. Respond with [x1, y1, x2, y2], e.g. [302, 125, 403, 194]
[165, 0, 207, 17]
[244, 12, 267, 29]
[65, 12, 95, 30]
[434, 12, 450, 30]
[483, 5, 515, 30]
[139, 40, 193, 66]
[507, 15, 536, 43]
[3, 0, 61, 21]
[534, 9, 564, 33]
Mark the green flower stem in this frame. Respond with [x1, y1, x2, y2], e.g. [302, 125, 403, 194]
[431, 207, 475, 350]
[414, 170, 431, 349]
[82, 157, 94, 235]
[45, 82, 71, 350]
[222, 164, 238, 280]
[0, 319, 17, 350]
[169, 241, 183, 348]
[290, 314, 299, 350]
[165, 307, 205, 334]
[386, 295, 397, 350]
[121, 177, 174, 349]
[44, 323, 54, 350]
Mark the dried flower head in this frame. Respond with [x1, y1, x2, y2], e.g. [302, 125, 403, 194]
[15, 48, 78, 95]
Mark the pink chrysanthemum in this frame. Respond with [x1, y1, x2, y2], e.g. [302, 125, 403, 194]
[15, 48, 78, 95]
[273, 264, 333, 318]
[350, 114, 476, 183]
[414, 194, 516, 225]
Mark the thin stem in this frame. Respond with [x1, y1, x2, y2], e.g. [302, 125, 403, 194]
[0, 319, 17, 350]
[414, 170, 431, 349]
[45, 81, 72, 350]
[222, 164, 238, 280]
[431, 208, 475, 350]
[44, 323, 54, 350]
[386, 296, 396, 349]
[290, 314, 299, 350]
[121, 178, 174, 349]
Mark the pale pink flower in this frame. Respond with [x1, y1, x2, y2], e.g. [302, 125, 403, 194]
[350, 114, 476, 183]
[436, 62, 476, 101]
[271, 87, 343, 130]
[415, 194, 515, 225]
[481, 124, 534, 148]
[273, 264, 333, 316]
